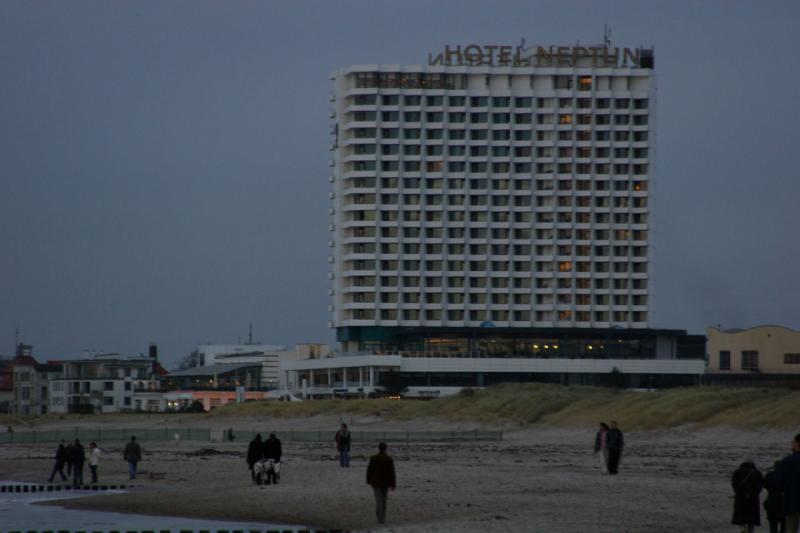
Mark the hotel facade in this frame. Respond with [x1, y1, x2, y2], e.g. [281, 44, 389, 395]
[284, 43, 705, 397]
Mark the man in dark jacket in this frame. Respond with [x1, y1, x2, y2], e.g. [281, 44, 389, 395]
[70, 439, 85, 487]
[606, 420, 624, 475]
[776, 433, 800, 533]
[247, 434, 263, 481]
[335, 423, 352, 468]
[764, 461, 786, 533]
[367, 442, 396, 524]
[48, 441, 68, 483]
[123, 436, 143, 480]
[263, 433, 282, 462]
[64, 441, 75, 476]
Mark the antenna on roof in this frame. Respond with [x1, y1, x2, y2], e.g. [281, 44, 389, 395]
[248, 322, 253, 345]
[14, 326, 19, 349]
[603, 24, 612, 47]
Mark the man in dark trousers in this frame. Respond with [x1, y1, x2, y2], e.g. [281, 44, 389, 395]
[70, 439, 85, 487]
[123, 436, 142, 480]
[606, 420, 625, 475]
[48, 441, 68, 483]
[64, 440, 75, 476]
[263, 433, 282, 463]
[776, 433, 800, 533]
[247, 434, 263, 481]
[335, 423, 351, 467]
[367, 442, 396, 524]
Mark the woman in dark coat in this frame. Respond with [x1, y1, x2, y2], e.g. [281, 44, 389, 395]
[246, 434, 263, 481]
[732, 461, 764, 533]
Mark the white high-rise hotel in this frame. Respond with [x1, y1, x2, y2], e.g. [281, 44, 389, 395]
[280, 43, 703, 395]
[332, 45, 652, 331]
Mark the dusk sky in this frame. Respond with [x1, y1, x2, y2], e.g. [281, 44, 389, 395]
[2, 1, 798, 368]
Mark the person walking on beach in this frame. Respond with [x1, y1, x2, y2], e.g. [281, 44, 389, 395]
[775, 433, 800, 533]
[263, 433, 282, 463]
[606, 421, 624, 475]
[88, 442, 101, 484]
[65, 440, 75, 476]
[764, 461, 786, 533]
[594, 422, 610, 474]
[367, 442, 396, 525]
[124, 436, 142, 480]
[247, 434, 263, 481]
[732, 461, 764, 533]
[336, 423, 352, 467]
[48, 441, 68, 483]
[71, 439, 85, 487]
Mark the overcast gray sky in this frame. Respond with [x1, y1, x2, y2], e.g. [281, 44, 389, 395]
[2, 0, 798, 367]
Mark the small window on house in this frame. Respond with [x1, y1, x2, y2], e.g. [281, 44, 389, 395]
[741, 351, 759, 371]
[784, 353, 800, 364]
[719, 351, 731, 370]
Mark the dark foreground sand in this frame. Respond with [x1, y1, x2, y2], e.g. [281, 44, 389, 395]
[0, 416, 793, 532]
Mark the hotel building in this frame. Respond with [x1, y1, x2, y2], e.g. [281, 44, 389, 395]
[284, 43, 705, 396]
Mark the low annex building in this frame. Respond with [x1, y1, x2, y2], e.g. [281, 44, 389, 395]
[705, 325, 800, 386]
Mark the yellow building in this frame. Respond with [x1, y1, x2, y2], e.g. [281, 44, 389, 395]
[706, 326, 800, 385]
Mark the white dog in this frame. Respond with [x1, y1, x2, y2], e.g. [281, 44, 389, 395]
[253, 458, 281, 485]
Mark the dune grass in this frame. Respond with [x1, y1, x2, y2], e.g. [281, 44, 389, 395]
[210, 383, 800, 430]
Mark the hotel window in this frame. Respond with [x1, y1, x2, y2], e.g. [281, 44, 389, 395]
[403, 111, 421, 122]
[554, 76, 572, 90]
[578, 76, 592, 91]
[402, 310, 420, 320]
[449, 129, 466, 140]
[492, 96, 510, 107]
[426, 95, 444, 106]
[741, 351, 759, 371]
[469, 310, 487, 322]
[447, 310, 465, 321]
[470, 96, 488, 107]
[448, 96, 466, 106]
[492, 130, 511, 141]
[353, 94, 376, 106]
[448, 112, 466, 123]
[404, 95, 421, 106]
[380, 310, 398, 320]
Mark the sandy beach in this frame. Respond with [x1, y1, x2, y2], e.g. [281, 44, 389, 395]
[0, 413, 793, 532]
